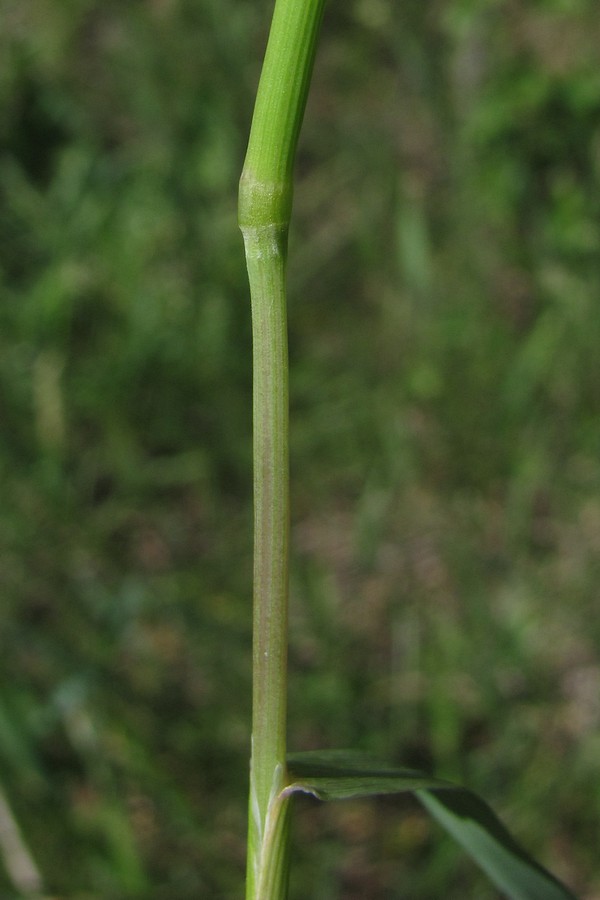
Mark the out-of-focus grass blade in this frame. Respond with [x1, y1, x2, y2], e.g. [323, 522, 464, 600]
[286, 751, 577, 900]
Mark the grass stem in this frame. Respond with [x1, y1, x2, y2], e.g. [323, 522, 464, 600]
[239, 0, 325, 896]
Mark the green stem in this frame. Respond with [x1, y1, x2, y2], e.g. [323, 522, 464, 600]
[239, 0, 325, 897]
[244, 232, 290, 900]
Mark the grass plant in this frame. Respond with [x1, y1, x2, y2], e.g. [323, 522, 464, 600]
[239, 1, 580, 898]
[2, 1, 599, 896]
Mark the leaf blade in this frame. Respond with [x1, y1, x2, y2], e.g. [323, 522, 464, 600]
[286, 750, 577, 900]
[286, 749, 452, 800]
[418, 788, 575, 900]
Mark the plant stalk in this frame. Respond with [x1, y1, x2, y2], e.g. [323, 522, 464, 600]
[239, 0, 325, 896]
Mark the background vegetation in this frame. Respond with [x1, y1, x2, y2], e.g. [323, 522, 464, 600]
[1, 0, 599, 897]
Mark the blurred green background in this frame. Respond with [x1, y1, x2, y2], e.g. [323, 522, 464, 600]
[1, 0, 599, 897]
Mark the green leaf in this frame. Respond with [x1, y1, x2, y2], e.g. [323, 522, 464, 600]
[286, 749, 453, 800]
[418, 789, 576, 900]
[286, 750, 577, 900]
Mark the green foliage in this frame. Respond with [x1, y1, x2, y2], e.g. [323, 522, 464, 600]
[1, 0, 599, 897]
[287, 751, 575, 899]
